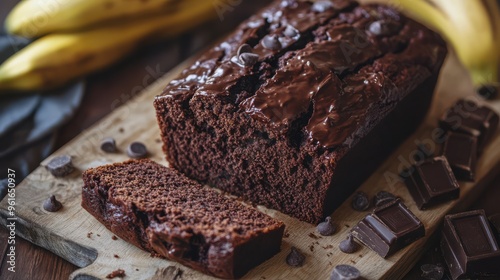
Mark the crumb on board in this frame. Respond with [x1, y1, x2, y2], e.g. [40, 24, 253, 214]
[106, 269, 125, 279]
[283, 231, 290, 238]
[322, 245, 334, 250]
[87, 232, 93, 238]
[97, 234, 101, 237]
[309, 244, 314, 252]
[112, 235, 118, 240]
[119, 128, 124, 133]
[308, 232, 320, 239]
[114, 254, 119, 258]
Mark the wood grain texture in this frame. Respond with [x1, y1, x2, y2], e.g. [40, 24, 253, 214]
[1, 53, 499, 280]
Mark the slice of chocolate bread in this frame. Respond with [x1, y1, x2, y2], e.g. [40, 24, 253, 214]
[82, 159, 285, 279]
[154, 0, 447, 223]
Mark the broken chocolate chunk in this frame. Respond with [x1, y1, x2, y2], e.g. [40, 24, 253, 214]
[351, 199, 425, 258]
[439, 99, 499, 153]
[404, 156, 460, 209]
[441, 210, 500, 279]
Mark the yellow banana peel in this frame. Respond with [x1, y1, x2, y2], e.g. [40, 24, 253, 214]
[0, 0, 218, 92]
[6, 0, 182, 38]
[365, 0, 500, 88]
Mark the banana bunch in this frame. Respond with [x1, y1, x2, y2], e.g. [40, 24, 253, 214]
[364, 0, 500, 91]
[0, 0, 220, 92]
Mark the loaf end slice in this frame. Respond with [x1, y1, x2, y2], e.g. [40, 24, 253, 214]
[82, 159, 285, 279]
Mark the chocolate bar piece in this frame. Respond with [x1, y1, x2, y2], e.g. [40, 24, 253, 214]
[440, 99, 499, 153]
[404, 156, 460, 210]
[351, 199, 425, 258]
[442, 132, 477, 181]
[441, 210, 500, 280]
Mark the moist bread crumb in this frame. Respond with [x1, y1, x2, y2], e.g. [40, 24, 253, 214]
[82, 159, 285, 279]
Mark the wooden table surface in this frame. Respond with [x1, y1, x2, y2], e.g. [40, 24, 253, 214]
[0, 1, 499, 279]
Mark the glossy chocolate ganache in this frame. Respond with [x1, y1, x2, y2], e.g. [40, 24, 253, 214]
[161, 0, 444, 150]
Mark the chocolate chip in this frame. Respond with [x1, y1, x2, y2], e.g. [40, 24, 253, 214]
[43, 195, 62, 212]
[339, 235, 359, 254]
[100, 137, 117, 153]
[351, 192, 370, 211]
[373, 191, 397, 207]
[420, 264, 444, 280]
[367, 20, 400, 36]
[237, 44, 253, 56]
[477, 84, 498, 100]
[280, 0, 298, 8]
[312, 1, 333, 13]
[317, 216, 337, 236]
[330, 265, 361, 280]
[286, 246, 305, 267]
[283, 24, 299, 38]
[127, 142, 148, 159]
[46, 155, 74, 177]
[261, 35, 282, 50]
[239, 52, 259, 66]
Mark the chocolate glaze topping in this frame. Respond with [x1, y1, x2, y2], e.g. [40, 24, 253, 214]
[158, 0, 445, 150]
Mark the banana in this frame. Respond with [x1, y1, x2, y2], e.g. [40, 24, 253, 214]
[6, 0, 182, 38]
[0, 0, 217, 92]
[364, 0, 500, 88]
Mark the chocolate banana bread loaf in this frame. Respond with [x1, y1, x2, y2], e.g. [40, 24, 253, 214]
[82, 159, 285, 279]
[154, 0, 447, 223]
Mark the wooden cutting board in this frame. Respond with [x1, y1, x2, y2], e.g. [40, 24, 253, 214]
[1, 52, 499, 280]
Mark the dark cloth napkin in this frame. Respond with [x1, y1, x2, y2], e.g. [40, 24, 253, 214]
[0, 35, 84, 200]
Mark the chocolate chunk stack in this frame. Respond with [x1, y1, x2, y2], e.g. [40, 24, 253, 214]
[403, 99, 499, 210]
